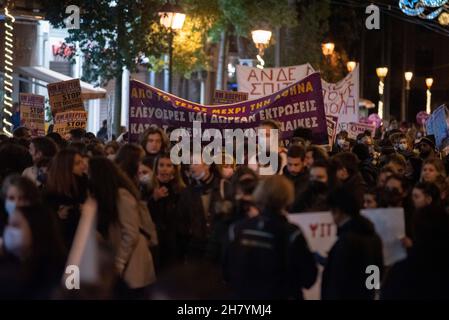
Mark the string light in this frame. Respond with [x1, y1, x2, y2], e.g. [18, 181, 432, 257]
[399, 0, 449, 25]
[3, 7, 15, 137]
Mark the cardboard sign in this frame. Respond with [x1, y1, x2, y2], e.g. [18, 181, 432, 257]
[425, 105, 449, 149]
[347, 122, 376, 140]
[213, 90, 248, 105]
[289, 212, 337, 300]
[47, 79, 84, 115]
[237, 63, 359, 132]
[53, 110, 87, 138]
[326, 116, 339, 146]
[361, 208, 407, 266]
[19, 93, 45, 137]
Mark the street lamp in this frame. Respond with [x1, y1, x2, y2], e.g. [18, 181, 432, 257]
[376, 67, 388, 119]
[347, 61, 357, 73]
[403, 71, 413, 121]
[251, 29, 272, 69]
[321, 42, 335, 56]
[158, 1, 186, 93]
[426, 77, 434, 114]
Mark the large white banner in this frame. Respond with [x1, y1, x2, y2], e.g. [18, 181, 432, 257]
[361, 208, 407, 267]
[288, 212, 337, 300]
[237, 64, 359, 132]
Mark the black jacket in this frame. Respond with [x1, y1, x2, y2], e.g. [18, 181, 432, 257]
[359, 159, 378, 188]
[176, 174, 231, 259]
[282, 166, 309, 196]
[44, 174, 88, 251]
[223, 212, 318, 300]
[321, 215, 383, 300]
[290, 181, 329, 213]
[381, 249, 449, 300]
[148, 181, 183, 269]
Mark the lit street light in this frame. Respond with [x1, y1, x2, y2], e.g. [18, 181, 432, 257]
[158, 1, 186, 93]
[251, 29, 272, 69]
[376, 67, 388, 119]
[347, 61, 357, 73]
[403, 71, 413, 121]
[321, 42, 335, 56]
[426, 77, 434, 114]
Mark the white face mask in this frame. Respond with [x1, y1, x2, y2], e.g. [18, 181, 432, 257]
[193, 170, 206, 181]
[3, 226, 23, 257]
[222, 167, 234, 179]
[139, 174, 152, 185]
[337, 139, 345, 148]
[4, 200, 16, 216]
[399, 143, 408, 151]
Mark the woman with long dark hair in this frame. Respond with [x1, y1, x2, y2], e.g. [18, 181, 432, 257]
[45, 149, 88, 250]
[148, 153, 185, 271]
[88, 157, 157, 294]
[115, 144, 145, 187]
[0, 204, 66, 299]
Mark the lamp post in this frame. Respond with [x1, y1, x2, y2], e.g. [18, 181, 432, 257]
[322, 42, 335, 57]
[425, 77, 434, 114]
[251, 29, 272, 69]
[158, 1, 186, 93]
[403, 71, 413, 121]
[376, 67, 388, 119]
[347, 61, 356, 73]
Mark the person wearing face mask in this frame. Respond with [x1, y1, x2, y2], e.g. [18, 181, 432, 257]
[45, 149, 88, 250]
[220, 153, 236, 181]
[0, 176, 42, 235]
[416, 136, 437, 161]
[147, 154, 186, 272]
[177, 154, 232, 262]
[138, 156, 154, 201]
[290, 160, 330, 213]
[0, 204, 66, 299]
[332, 131, 349, 155]
[329, 152, 366, 207]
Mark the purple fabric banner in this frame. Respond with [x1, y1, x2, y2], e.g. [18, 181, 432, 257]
[129, 72, 328, 145]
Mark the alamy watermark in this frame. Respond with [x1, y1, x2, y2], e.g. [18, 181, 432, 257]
[365, 4, 380, 30]
[169, 121, 279, 175]
[365, 265, 380, 290]
[64, 265, 80, 290]
[65, 5, 80, 30]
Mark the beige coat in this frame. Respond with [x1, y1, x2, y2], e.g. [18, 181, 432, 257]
[109, 188, 157, 289]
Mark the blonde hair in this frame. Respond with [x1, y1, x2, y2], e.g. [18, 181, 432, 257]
[253, 175, 294, 212]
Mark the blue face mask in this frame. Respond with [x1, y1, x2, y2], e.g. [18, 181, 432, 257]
[4, 200, 16, 216]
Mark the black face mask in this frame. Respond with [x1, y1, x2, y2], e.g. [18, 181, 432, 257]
[381, 187, 403, 207]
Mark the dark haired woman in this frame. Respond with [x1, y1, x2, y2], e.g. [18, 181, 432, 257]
[148, 154, 185, 271]
[0, 204, 66, 299]
[45, 149, 88, 250]
[88, 157, 157, 294]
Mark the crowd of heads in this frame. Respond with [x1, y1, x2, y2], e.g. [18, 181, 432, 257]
[0, 118, 448, 300]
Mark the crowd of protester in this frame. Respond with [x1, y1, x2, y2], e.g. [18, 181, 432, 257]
[0, 117, 449, 300]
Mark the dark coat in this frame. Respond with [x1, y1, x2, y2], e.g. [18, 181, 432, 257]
[223, 212, 318, 300]
[321, 215, 383, 300]
[148, 181, 183, 269]
[290, 181, 329, 213]
[381, 249, 449, 300]
[176, 174, 231, 259]
[44, 174, 88, 251]
[359, 159, 378, 188]
[282, 166, 309, 196]
[341, 174, 367, 209]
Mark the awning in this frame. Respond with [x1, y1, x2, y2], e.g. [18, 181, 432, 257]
[18, 66, 107, 100]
